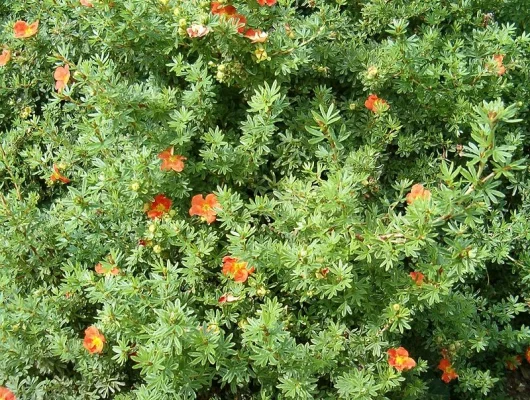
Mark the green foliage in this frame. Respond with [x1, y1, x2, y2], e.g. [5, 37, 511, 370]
[1, 0, 530, 398]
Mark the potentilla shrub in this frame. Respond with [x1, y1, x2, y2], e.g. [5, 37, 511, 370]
[1, 0, 530, 399]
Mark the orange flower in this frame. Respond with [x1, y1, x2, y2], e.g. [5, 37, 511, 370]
[257, 0, 277, 5]
[387, 347, 416, 371]
[50, 164, 70, 184]
[506, 355, 522, 371]
[222, 256, 255, 283]
[146, 194, 172, 219]
[187, 24, 210, 38]
[406, 183, 432, 205]
[493, 54, 506, 76]
[219, 293, 240, 304]
[410, 271, 425, 286]
[244, 28, 268, 43]
[83, 326, 105, 354]
[526, 347, 530, 364]
[54, 65, 70, 93]
[80, 0, 94, 6]
[438, 358, 458, 383]
[0, 49, 11, 67]
[95, 263, 120, 276]
[365, 94, 389, 113]
[189, 194, 220, 224]
[158, 147, 186, 172]
[0, 387, 15, 400]
[13, 20, 39, 38]
[211, 2, 237, 16]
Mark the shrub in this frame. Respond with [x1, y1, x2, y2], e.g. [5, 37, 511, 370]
[1, 0, 530, 399]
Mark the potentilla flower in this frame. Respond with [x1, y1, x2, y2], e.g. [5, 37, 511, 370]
[364, 94, 389, 112]
[211, 2, 237, 16]
[0, 49, 11, 67]
[158, 147, 186, 172]
[189, 194, 220, 224]
[244, 28, 268, 43]
[83, 326, 105, 354]
[409, 271, 425, 286]
[80, 0, 94, 6]
[54, 65, 70, 93]
[406, 183, 432, 205]
[187, 24, 210, 38]
[0, 387, 15, 400]
[13, 20, 39, 38]
[147, 194, 172, 219]
[493, 54, 506, 76]
[254, 48, 269, 63]
[50, 164, 70, 184]
[222, 256, 255, 283]
[257, 0, 277, 6]
[95, 263, 120, 276]
[438, 358, 458, 383]
[526, 347, 530, 363]
[506, 355, 522, 371]
[219, 293, 240, 304]
[387, 347, 416, 371]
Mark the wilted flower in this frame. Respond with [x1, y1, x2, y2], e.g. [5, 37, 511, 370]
[187, 24, 210, 38]
[80, 0, 94, 6]
[493, 54, 506, 76]
[95, 263, 120, 276]
[219, 293, 240, 304]
[50, 164, 70, 184]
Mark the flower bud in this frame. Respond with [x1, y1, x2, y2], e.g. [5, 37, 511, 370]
[153, 244, 162, 253]
[148, 224, 156, 233]
[392, 303, 400, 311]
[130, 182, 140, 191]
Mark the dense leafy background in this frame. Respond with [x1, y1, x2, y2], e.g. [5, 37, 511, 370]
[1, 0, 530, 399]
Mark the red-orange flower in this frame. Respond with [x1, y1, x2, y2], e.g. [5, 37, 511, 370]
[406, 183, 432, 205]
[387, 347, 416, 371]
[365, 94, 389, 113]
[189, 194, 220, 224]
[219, 293, 240, 304]
[13, 20, 39, 38]
[146, 194, 172, 219]
[187, 24, 210, 38]
[257, 0, 277, 6]
[50, 164, 70, 184]
[410, 271, 425, 286]
[493, 54, 506, 76]
[211, 2, 237, 16]
[526, 347, 530, 364]
[244, 28, 268, 43]
[83, 326, 105, 354]
[506, 355, 522, 371]
[158, 147, 186, 172]
[80, 0, 94, 6]
[0, 387, 15, 400]
[95, 263, 120, 276]
[222, 256, 255, 283]
[0, 49, 11, 67]
[54, 65, 70, 93]
[438, 358, 459, 383]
